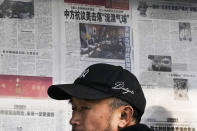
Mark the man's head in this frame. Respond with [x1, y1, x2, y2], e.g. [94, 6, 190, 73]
[47, 63, 146, 131]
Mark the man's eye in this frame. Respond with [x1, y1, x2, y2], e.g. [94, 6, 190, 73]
[72, 107, 76, 111]
[81, 106, 90, 110]
[71, 107, 89, 112]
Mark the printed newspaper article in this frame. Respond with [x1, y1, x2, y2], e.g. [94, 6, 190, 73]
[0, 0, 56, 130]
[0, 98, 69, 131]
[0, 0, 53, 77]
[132, 0, 197, 129]
[61, 1, 133, 83]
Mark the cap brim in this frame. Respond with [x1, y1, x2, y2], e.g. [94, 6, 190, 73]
[47, 84, 112, 100]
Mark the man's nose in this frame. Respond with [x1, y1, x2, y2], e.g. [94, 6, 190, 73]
[69, 112, 81, 125]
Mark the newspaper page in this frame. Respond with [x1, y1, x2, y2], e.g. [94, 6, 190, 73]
[53, 0, 133, 129]
[0, 73, 71, 131]
[58, 0, 133, 83]
[0, 98, 70, 131]
[0, 0, 53, 77]
[0, 0, 63, 131]
[132, 0, 197, 130]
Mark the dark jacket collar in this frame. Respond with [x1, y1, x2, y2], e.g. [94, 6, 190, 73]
[120, 124, 153, 131]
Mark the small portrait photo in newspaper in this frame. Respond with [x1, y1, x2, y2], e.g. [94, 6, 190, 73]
[137, 1, 148, 17]
[148, 55, 172, 72]
[173, 78, 189, 100]
[179, 22, 192, 42]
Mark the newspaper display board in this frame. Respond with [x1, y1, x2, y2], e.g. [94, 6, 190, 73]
[0, 0, 197, 131]
[132, 0, 197, 130]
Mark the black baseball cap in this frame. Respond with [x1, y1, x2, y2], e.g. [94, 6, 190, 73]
[47, 63, 146, 114]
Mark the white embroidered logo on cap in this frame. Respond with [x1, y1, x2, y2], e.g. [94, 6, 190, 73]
[79, 68, 89, 78]
[112, 82, 134, 94]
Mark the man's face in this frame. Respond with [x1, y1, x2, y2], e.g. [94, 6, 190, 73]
[69, 97, 120, 131]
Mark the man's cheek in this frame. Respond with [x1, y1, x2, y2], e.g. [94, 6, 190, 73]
[84, 114, 105, 131]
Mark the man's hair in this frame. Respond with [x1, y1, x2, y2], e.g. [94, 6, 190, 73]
[109, 97, 142, 123]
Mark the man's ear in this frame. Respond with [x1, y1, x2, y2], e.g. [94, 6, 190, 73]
[118, 106, 134, 129]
